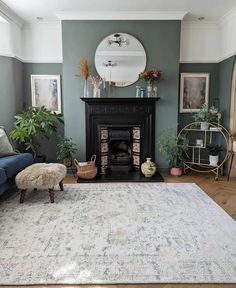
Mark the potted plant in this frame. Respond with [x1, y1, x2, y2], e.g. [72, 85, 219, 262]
[159, 129, 189, 176]
[10, 106, 64, 159]
[193, 104, 218, 130]
[206, 143, 222, 166]
[56, 136, 78, 167]
[231, 132, 236, 152]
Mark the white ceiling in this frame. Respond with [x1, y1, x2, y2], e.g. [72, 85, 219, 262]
[1, 0, 236, 23]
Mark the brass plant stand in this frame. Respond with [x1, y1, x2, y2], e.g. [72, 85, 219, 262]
[178, 122, 231, 180]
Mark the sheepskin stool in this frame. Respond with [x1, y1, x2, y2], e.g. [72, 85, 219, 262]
[15, 163, 67, 203]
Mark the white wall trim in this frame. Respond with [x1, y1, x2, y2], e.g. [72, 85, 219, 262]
[23, 20, 61, 27]
[181, 20, 219, 29]
[0, 52, 15, 58]
[22, 59, 63, 63]
[218, 52, 236, 63]
[179, 60, 219, 64]
[1, 52, 234, 65]
[0, 53, 63, 63]
[56, 10, 188, 20]
[179, 53, 236, 64]
[0, 0, 24, 27]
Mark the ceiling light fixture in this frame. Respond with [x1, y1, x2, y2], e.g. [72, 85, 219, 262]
[103, 60, 117, 67]
[107, 34, 129, 47]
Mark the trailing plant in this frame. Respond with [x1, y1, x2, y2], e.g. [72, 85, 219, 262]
[159, 129, 189, 168]
[206, 143, 223, 156]
[56, 136, 78, 166]
[10, 106, 64, 158]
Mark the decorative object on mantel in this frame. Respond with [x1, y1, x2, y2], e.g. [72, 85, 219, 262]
[89, 75, 103, 98]
[141, 157, 157, 177]
[139, 68, 162, 97]
[77, 57, 90, 98]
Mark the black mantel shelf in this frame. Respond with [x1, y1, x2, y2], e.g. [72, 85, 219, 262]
[80, 97, 160, 103]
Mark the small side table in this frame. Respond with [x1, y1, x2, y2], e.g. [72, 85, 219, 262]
[227, 151, 236, 181]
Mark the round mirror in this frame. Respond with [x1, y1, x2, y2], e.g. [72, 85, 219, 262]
[95, 33, 146, 87]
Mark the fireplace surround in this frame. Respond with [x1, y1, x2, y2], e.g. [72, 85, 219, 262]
[81, 97, 160, 175]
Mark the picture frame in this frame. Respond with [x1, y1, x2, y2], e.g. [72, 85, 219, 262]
[31, 75, 62, 113]
[179, 73, 210, 113]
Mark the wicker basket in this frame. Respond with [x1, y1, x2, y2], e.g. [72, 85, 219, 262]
[74, 155, 98, 180]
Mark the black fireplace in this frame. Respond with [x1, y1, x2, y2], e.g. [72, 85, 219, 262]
[109, 129, 132, 171]
[81, 97, 160, 175]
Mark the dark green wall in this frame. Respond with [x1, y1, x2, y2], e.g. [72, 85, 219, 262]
[218, 56, 236, 128]
[0, 56, 23, 132]
[23, 63, 63, 107]
[23, 63, 64, 161]
[62, 20, 181, 167]
[178, 63, 219, 129]
[179, 57, 235, 130]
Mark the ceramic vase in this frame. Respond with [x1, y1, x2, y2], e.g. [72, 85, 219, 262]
[146, 82, 158, 98]
[233, 141, 236, 152]
[147, 83, 152, 98]
[83, 79, 89, 98]
[209, 155, 219, 166]
[153, 84, 158, 97]
[170, 167, 182, 176]
[141, 157, 157, 177]
[200, 122, 209, 130]
[93, 87, 101, 98]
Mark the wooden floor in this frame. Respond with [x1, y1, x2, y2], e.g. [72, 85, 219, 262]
[2, 172, 236, 288]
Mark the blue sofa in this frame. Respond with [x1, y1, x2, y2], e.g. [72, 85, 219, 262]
[0, 153, 33, 196]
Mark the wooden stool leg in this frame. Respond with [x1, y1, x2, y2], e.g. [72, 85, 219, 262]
[49, 188, 54, 203]
[59, 180, 64, 191]
[20, 189, 26, 203]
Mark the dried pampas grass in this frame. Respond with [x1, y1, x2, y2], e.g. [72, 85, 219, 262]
[79, 57, 90, 80]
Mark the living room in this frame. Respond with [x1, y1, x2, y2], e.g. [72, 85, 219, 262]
[0, 0, 236, 286]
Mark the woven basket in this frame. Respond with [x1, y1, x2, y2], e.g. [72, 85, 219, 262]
[74, 155, 98, 180]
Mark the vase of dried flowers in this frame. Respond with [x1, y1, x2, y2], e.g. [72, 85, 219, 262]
[79, 57, 90, 97]
[90, 76, 103, 98]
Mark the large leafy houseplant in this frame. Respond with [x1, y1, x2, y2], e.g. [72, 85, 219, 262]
[10, 106, 64, 158]
[56, 136, 78, 167]
[159, 129, 189, 175]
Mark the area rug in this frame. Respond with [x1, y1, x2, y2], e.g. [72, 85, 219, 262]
[0, 183, 236, 284]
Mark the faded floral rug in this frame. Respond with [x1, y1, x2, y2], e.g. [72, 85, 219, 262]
[0, 183, 236, 284]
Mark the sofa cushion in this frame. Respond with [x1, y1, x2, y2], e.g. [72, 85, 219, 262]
[0, 168, 7, 185]
[0, 153, 33, 178]
[0, 127, 16, 157]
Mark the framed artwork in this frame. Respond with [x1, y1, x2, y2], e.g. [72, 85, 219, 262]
[31, 75, 62, 113]
[179, 73, 210, 113]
